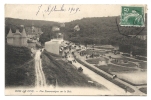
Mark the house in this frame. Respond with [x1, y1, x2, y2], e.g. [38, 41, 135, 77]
[98, 58, 108, 66]
[129, 35, 147, 40]
[44, 33, 64, 55]
[7, 28, 27, 46]
[25, 26, 43, 39]
[52, 26, 60, 31]
[60, 23, 65, 27]
[45, 39, 64, 55]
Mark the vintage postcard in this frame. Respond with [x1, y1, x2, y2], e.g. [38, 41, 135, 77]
[5, 4, 147, 96]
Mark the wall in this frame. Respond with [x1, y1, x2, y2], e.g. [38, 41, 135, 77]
[45, 41, 60, 55]
[7, 38, 13, 45]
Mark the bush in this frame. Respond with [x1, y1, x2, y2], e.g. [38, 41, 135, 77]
[5, 44, 32, 66]
[139, 87, 147, 94]
[5, 59, 35, 87]
[132, 47, 147, 57]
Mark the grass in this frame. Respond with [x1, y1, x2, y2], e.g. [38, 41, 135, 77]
[119, 78, 147, 86]
[121, 57, 142, 62]
[139, 87, 147, 94]
[95, 64, 137, 73]
[41, 50, 105, 89]
[95, 64, 147, 86]
[94, 47, 114, 50]
[5, 59, 35, 87]
[81, 49, 106, 55]
[135, 56, 147, 61]
[120, 57, 147, 69]
[75, 58, 135, 93]
[86, 57, 108, 64]
[139, 62, 147, 69]
[110, 60, 136, 68]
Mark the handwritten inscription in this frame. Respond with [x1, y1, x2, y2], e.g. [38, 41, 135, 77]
[36, 4, 80, 16]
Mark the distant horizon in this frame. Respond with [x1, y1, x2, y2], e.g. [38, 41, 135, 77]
[5, 15, 122, 23]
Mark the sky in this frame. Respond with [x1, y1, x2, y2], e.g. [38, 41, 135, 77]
[5, 4, 146, 22]
[5, 4, 122, 22]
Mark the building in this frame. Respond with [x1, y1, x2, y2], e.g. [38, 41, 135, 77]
[7, 28, 27, 46]
[137, 35, 147, 40]
[25, 26, 43, 39]
[129, 35, 147, 40]
[52, 26, 60, 31]
[45, 33, 64, 55]
[60, 23, 65, 27]
[98, 58, 108, 66]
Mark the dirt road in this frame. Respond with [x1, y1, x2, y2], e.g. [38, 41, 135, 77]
[35, 50, 47, 87]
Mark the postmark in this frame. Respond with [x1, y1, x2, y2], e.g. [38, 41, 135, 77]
[120, 6, 145, 27]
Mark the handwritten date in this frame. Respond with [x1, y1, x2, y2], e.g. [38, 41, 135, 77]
[36, 4, 80, 16]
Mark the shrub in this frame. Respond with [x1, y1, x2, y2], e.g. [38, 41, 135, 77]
[5, 44, 32, 66]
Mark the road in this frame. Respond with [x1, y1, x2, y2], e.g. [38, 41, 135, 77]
[71, 58, 130, 95]
[34, 50, 47, 87]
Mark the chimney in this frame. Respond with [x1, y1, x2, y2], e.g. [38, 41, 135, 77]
[16, 29, 20, 33]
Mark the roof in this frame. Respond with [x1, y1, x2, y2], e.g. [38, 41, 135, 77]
[21, 28, 27, 37]
[25, 27, 43, 35]
[7, 29, 14, 38]
[14, 29, 22, 35]
[7, 28, 27, 38]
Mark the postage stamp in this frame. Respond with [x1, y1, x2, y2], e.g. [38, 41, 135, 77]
[120, 6, 145, 27]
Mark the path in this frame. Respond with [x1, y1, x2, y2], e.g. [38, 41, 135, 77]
[34, 50, 47, 87]
[71, 61, 130, 95]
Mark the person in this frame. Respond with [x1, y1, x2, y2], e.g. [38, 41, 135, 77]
[40, 54, 42, 59]
[40, 49, 42, 59]
[124, 86, 127, 93]
[40, 49, 42, 52]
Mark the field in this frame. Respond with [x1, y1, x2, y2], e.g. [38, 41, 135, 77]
[86, 57, 108, 64]
[139, 87, 147, 94]
[95, 64, 137, 73]
[111, 57, 147, 69]
[110, 60, 137, 68]
[121, 57, 142, 62]
[112, 71, 147, 85]
[95, 63, 147, 86]
[41, 50, 105, 89]
[139, 62, 147, 69]
[81, 49, 107, 55]
[94, 46, 114, 50]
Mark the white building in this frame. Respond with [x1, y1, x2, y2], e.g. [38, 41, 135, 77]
[7, 28, 27, 46]
[44, 33, 64, 55]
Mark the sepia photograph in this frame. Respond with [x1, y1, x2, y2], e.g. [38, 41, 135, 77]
[5, 4, 147, 96]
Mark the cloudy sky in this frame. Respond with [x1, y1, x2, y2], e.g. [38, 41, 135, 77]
[5, 4, 146, 22]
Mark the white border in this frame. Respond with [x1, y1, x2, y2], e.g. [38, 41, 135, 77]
[1, 0, 150, 100]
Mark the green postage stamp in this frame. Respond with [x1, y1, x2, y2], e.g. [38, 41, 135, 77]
[120, 6, 145, 27]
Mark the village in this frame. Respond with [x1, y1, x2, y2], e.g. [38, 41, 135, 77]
[5, 22, 147, 95]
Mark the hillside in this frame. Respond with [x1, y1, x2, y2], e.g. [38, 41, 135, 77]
[5, 45, 34, 87]
[63, 15, 147, 45]
[5, 18, 60, 39]
[5, 17, 60, 28]
[5, 15, 147, 56]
